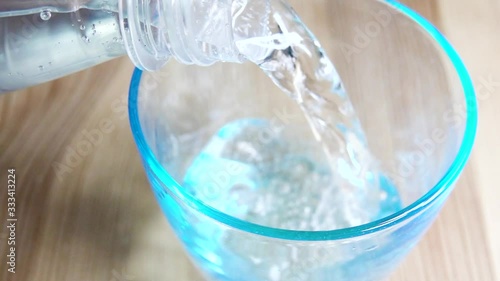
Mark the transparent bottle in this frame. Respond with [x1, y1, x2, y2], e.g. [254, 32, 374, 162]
[0, 0, 264, 92]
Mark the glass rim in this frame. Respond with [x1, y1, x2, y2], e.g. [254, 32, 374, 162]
[128, 0, 477, 241]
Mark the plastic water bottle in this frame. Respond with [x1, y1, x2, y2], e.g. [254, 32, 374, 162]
[0, 0, 261, 92]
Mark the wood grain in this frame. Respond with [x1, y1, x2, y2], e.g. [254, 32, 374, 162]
[0, 0, 498, 280]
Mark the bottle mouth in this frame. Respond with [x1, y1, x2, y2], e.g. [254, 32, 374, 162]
[119, 0, 246, 70]
[119, 0, 171, 71]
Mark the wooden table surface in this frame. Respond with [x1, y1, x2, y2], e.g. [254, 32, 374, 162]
[1, 0, 499, 280]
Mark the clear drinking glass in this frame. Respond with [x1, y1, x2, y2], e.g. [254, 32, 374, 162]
[128, 0, 477, 280]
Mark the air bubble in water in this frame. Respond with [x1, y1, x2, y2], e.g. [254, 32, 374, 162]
[80, 24, 86, 30]
[112, 37, 118, 42]
[38, 65, 44, 71]
[82, 35, 90, 43]
[40, 10, 51, 21]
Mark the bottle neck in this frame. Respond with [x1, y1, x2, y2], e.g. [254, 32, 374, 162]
[119, 0, 244, 71]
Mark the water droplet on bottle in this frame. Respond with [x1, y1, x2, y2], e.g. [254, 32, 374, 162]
[40, 10, 51, 21]
[8, 72, 12, 76]
[92, 24, 96, 30]
[48, 61, 52, 66]
[82, 35, 90, 43]
[39, 65, 44, 71]
[112, 37, 118, 43]
[77, 18, 82, 22]
[80, 24, 86, 30]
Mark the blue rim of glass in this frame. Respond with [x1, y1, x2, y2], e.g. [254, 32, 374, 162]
[128, 0, 477, 241]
